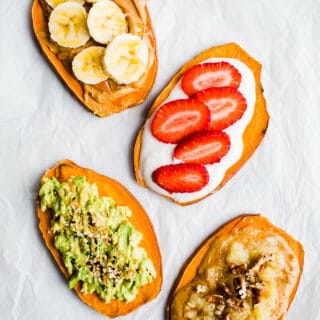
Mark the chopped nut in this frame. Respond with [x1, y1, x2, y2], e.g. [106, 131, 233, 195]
[207, 294, 224, 304]
[245, 254, 273, 286]
[230, 263, 247, 275]
[226, 298, 240, 310]
[233, 276, 247, 300]
[250, 254, 273, 274]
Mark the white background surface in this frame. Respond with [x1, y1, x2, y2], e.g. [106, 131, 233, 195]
[1, 0, 320, 319]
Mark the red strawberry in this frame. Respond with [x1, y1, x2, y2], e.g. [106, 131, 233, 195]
[152, 163, 209, 193]
[151, 99, 210, 144]
[194, 87, 247, 131]
[173, 130, 230, 165]
[181, 62, 242, 96]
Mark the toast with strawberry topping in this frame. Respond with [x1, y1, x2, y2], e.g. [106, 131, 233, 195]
[134, 43, 269, 205]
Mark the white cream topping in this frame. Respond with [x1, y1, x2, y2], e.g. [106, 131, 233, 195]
[139, 58, 256, 204]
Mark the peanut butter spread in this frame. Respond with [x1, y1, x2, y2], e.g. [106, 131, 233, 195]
[170, 223, 300, 320]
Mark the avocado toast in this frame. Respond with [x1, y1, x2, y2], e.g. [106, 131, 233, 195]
[37, 160, 162, 317]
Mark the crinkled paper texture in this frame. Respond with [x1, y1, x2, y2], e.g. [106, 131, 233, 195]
[0, 0, 320, 319]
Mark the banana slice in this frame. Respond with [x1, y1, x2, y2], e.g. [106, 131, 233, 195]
[45, 0, 85, 8]
[72, 46, 109, 84]
[48, 2, 90, 48]
[104, 34, 149, 85]
[87, 0, 128, 44]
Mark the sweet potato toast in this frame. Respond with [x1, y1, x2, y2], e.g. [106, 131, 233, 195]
[37, 159, 162, 317]
[134, 43, 269, 205]
[32, 0, 157, 117]
[167, 214, 304, 320]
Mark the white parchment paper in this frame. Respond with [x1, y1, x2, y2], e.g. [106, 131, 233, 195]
[1, 0, 320, 319]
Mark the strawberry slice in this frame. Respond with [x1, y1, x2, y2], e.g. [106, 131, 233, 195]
[181, 62, 242, 96]
[151, 99, 210, 143]
[152, 163, 209, 193]
[173, 130, 230, 165]
[194, 87, 247, 131]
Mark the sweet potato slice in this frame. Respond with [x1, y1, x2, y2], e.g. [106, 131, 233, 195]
[167, 214, 304, 320]
[133, 43, 269, 205]
[37, 159, 162, 317]
[31, 0, 157, 117]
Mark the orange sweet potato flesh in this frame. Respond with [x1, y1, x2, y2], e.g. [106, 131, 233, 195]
[31, 0, 157, 117]
[167, 214, 304, 319]
[133, 43, 269, 205]
[37, 159, 162, 318]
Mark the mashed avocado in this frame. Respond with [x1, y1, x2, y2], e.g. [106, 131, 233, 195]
[39, 176, 156, 303]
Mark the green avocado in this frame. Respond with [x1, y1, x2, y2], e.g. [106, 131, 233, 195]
[39, 176, 156, 303]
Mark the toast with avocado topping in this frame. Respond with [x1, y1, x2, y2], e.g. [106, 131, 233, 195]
[37, 160, 162, 317]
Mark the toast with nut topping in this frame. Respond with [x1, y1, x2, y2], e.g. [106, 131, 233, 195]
[168, 215, 303, 320]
